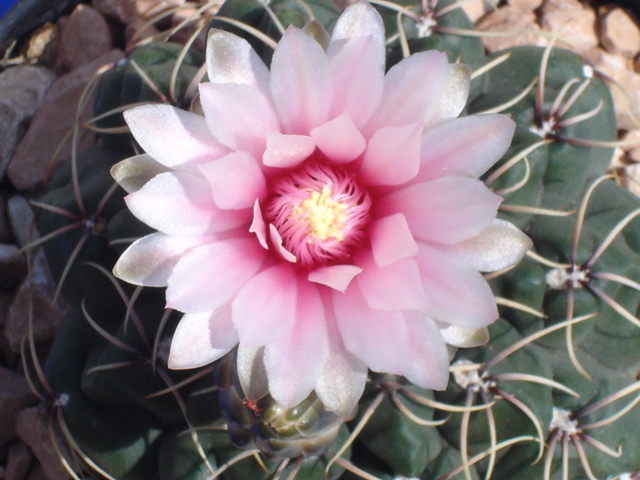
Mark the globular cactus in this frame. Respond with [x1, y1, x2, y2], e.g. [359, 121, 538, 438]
[27, 1, 640, 480]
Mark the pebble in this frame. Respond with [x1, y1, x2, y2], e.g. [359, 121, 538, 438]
[58, 5, 113, 71]
[600, 7, 640, 57]
[7, 196, 39, 249]
[15, 408, 71, 480]
[476, 5, 546, 53]
[539, 0, 599, 53]
[0, 66, 56, 182]
[5, 441, 32, 480]
[0, 244, 28, 289]
[7, 49, 124, 191]
[0, 367, 36, 446]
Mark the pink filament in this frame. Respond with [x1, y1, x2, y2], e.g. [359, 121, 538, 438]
[265, 161, 371, 267]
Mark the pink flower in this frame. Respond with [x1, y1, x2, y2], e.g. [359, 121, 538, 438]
[111, 1, 530, 417]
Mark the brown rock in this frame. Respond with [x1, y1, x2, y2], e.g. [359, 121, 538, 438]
[7, 50, 124, 191]
[170, 8, 208, 53]
[540, 0, 598, 54]
[593, 48, 640, 130]
[92, 0, 136, 24]
[26, 466, 48, 480]
[5, 249, 69, 354]
[125, 16, 161, 46]
[600, 7, 640, 57]
[15, 408, 71, 480]
[476, 5, 546, 53]
[0, 65, 56, 181]
[0, 197, 11, 243]
[508, 0, 543, 10]
[461, 0, 495, 24]
[135, 0, 187, 20]
[7, 195, 39, 249]
[59, 5, 112, 71]
[0, 368, 37, 446]
[5, 441, 33, 480]
[0, 244, 28, 289]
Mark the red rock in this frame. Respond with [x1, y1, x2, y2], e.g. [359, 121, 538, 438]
[15, 408, 71, 480]
[59, 5, 112, 71]
[0, 367, 37, 446]
[7, 50, 124, 191]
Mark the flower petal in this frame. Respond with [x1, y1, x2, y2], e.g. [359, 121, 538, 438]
[417, 114, 516, 182]
[360, 123, 422, 186]
[270, 26, 331, 134]
[249, 200, 268, 249]
[237, 346, 269, 401]
[265, 282, 329, 408]
[366, 50, 450, 132]
[269, 224, 297, 263]
[232, 264, 297, 347]
[168, 306, 238, 369]
[444, 219, 532, 272]
[370, 213, 418, 268]
[166, 238, 265, 314]
[381, 177, 502, 244]
[125, 171, 247, 236]
[113, 232, 210, 287]
[314, 311, 367, 418]
[327, 35, 384, 127]
[333, 284, 408, 374]
[199, 151, 267, 210]
[402, 313, 450, 389]
[433, 63, 471, 121]
[355, 252, 427, 311]
[206, 29, 270, 92]
[263, 131, 316, 168]
[110, 154, 169, 194]
[309, 113, 366, 163]
[199, 82, 279, 158]
[124, 105, 227, 168]
[417, 243, 498, 328]
[438, 323, 490, 348]
[308, 264, 362, 292]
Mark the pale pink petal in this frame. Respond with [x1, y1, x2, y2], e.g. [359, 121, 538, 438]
[433, 63, 471, 121]
[262, 131, 316, 168]
[438, 323, 489, 348]
[308, 264, 362, 292]
[380, 177, 502, 244]
[417, 242, 498, 328]
[355, 252, 427, 311]
[327, 35, 384, 127]
[333, 284, 408, 374]
[168, 306, 238, 369]
[237, 346, 269, 401]
[232, 264, 297, 347]
[206, 29, 270, 93]
[269, 224, 297, 263]
[270, 27, 331, 134]
[366, 50, 450, 132]
[314, 310, 367, 417]
[124, 105, 227, 168]
[110, 154, 169, 194]
[442, 219, 531, 272]
[249, 200, 268, 249]
[113, 232, 212, 287]
[199, 151, 266, 210]
[370, 213, 418, 268]
[265, 282, 329, 408]
[199, 83, 279, 158]
[402, 313, 450, 389]
[309, 113, 366, 163]
[360, 123, 422, 186]
[166, 238, 265, 313]
[125, 172, 247, 236]
[330, 0, 385, 47]
[416, 114, 516, 182]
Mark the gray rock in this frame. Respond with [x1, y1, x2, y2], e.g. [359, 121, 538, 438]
[0, 367, 37, 446]
[0, 244, 28, 288]
[7, 196, 39, 249]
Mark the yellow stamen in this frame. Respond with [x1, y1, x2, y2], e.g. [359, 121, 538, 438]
[294, 187, 347, 241]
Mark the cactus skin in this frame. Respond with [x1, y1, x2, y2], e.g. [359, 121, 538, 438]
[32, 1, 640, 480]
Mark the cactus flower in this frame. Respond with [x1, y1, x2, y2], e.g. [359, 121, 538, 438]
[111, 1, 530, 417]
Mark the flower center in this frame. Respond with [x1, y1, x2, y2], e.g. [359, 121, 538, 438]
[265, 161, 371, 267]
